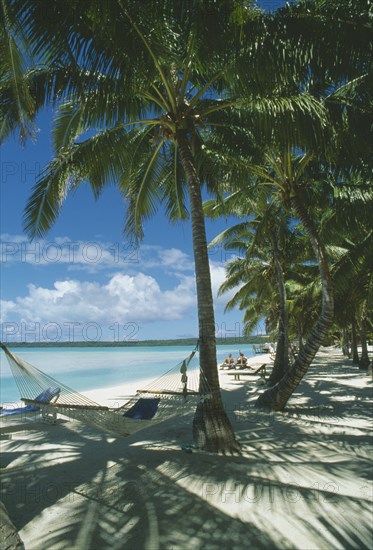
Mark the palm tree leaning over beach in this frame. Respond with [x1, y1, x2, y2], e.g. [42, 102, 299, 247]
[245, 152, 336, 411]
[1, 1, 335, 451]
[237, 154, 372, 411]
[206, 152, 337, 409]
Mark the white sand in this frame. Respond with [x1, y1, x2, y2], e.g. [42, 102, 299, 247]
[83, 374, 158, 408]
[1, 347, 372, 550]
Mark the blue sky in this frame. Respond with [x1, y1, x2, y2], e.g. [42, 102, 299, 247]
[0, 109, 251, 343]
[0, 1, 287, 344]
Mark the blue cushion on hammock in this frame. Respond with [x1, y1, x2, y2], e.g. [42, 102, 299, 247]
[123, 398, 160, 420]
[34, 386, 61, 403]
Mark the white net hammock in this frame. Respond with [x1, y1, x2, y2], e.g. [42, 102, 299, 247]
[0, 343, 211, 437]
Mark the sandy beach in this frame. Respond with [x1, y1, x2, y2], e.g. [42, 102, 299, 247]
[1, 347, 372, 550]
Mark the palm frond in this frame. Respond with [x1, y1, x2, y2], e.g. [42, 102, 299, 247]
[0, 0, 36, 142]
[23, 125, 132, 237]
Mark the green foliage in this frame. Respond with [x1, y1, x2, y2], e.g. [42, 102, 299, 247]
[1, 0, 372, 348]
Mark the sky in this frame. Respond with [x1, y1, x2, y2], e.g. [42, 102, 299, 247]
[0, 1, 287, 344]
[0, 109, 253, 344]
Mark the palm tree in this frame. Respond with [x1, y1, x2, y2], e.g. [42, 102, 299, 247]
[245, 152, 336, 410]
[0, 0, 37, 142]
[286, 265, 321, 350]
[203, 25, 372, 404]
[330, 182, 373, 369]
[207, 0, 372, 408]
[316, 170, 373, 368]
[3, 0, 245, 452]
[203, 142, 337, 409]
[205, 187, 295, 385]
[2, 0, 332, 452]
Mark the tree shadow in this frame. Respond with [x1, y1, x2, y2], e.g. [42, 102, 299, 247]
[1, 348, 372, 549]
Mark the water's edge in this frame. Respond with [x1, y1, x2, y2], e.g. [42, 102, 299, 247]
[0, 343, 262, 403]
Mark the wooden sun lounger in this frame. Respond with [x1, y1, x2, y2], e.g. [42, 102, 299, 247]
[226, 363, 267, 380]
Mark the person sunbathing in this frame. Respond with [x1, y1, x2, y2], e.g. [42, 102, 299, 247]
[220, 353, 235, 369]
[235, 352, 248, 369]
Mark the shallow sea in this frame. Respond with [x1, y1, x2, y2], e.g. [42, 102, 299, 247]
[0, 344, 256, 404]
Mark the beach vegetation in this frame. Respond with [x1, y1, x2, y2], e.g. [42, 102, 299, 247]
[1, 0, 371, 441]
[205, 184, 294, 386]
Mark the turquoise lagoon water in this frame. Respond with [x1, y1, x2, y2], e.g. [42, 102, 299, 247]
[0, 344, 255, 405]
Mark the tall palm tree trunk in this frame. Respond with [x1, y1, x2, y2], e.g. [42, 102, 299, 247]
[256, 191, 334, 411]
[267, 227, 290, 386]
[342, 326, 350, 357]
[351, 316, 360, 366]
[176, 131, 239, 452]
[297, 318, 304, 349]
[359, 311, 370, 370]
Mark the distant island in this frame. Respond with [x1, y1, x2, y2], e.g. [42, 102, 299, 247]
[3, 336, 271, 348]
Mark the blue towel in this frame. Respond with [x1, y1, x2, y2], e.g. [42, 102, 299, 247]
[123, 398, 160, 420]
[1, 386, 60, 416]
[1, 404, 40, 416]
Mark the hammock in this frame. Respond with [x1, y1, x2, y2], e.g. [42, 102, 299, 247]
[0, 343, 211, 437]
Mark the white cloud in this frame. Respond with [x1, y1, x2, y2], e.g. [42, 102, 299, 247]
[1, 257, 239, 324]
[209, 263, 227, 300]
[1, 272, 197, 328]
[0, 235, 243, 340]
[0, 300, 17, 323]
[139, 245, 193, 273]
[157, 248, 192, 271]
[209, 261, 240, 306]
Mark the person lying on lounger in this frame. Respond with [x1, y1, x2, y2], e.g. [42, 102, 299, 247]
[235, 352, 248, 368]
[220, 353, 235, 369]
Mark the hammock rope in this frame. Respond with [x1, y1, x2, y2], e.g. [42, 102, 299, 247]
[0, 343, 211, 437]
